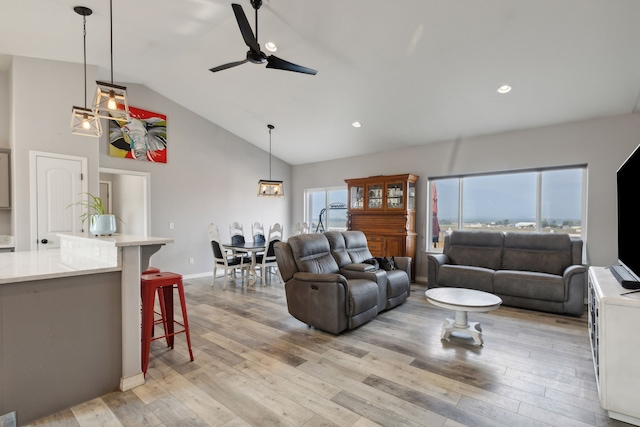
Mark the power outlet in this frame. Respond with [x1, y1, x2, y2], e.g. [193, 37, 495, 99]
[189, 257, 194, 265]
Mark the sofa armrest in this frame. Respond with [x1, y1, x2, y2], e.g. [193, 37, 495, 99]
[562, 264, 587, 315]
[342, 263, 377, 272]
[427, 253, 450, 287]
[293, 272, 348, 285]
[392, 257, 411, 276]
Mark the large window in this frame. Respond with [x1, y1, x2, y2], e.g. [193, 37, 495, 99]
[304, 187, 348, 233]
[429, 166, 586, 250]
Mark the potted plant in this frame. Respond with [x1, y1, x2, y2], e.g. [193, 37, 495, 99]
[69, 192, 121, 236]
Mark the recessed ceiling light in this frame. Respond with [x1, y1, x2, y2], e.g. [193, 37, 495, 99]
[352, 121, 362, 128]
[265, 42, 277, 52]
[497, 84, 512, 94]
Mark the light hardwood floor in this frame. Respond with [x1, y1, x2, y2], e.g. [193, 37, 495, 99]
[26, 276, 627, 427]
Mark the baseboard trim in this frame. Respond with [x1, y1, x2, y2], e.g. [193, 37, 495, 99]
[415, 275, 428, 285]
[120, 373, 145, 391]
[183, 271, 213, 280]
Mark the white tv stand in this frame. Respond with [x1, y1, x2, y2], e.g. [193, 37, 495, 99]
[589, 266, 640, 426]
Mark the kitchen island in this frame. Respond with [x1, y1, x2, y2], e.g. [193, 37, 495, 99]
[0, 233, 172, 425]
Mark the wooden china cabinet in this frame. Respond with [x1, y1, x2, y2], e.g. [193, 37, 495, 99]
[345, 174, 418, 278]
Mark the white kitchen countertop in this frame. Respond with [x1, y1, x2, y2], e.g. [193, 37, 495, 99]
[58, 233, 174, 247]
[0, 249, 120, 285]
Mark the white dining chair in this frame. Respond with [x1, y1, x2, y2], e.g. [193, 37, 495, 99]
[256, 223, 282, 283]
[252, 222, 265, 244]
[229, 221, 246, 245]
[209, 223, 249, 288]
[290, 222, 309, 237]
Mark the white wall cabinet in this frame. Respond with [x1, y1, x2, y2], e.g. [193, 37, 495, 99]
[0, 149, 10, 208]
[589, 266, 640, 426]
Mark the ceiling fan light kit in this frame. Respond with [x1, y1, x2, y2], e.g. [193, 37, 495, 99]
[258, 124, 284, 197]
[210, 1, 317, 75]
[70, 6, 102, 138]
[93, 0, 131, 121]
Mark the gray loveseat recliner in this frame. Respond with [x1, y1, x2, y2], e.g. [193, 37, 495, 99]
[427, 231, 586, 316]
[274, 230, 411, 334]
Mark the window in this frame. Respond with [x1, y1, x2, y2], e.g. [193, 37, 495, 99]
[429, 166, 586, 250]
[304, 187, 348, 233]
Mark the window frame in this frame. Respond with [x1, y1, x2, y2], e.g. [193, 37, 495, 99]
[304, 186, 348, 233]
[427, 164, 587, 252]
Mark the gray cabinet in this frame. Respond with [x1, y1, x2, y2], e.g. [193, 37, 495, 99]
[0, 149, 10, 208]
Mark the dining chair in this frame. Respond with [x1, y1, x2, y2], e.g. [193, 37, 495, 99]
[229, 221, 246, 245]
[290, 222, 309, 237]
[252, 222, 266, 244]
[256, 223, 282, 283]
[209, 223, 249, 289]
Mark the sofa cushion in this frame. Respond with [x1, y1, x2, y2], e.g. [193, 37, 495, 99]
[386, 269, 410, 299]
[502, 233, 571, 275]
[438, 265, 494, 292]
[288, 234, 339, 274]
[325, 231, 352, 268]
[494, 270, 565, 302]
[343, 231, 374, 263]
[446, 231, 504, 270]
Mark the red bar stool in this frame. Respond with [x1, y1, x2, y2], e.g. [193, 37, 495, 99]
[141, 267, 168, 341]
[140, 272, 194, 375]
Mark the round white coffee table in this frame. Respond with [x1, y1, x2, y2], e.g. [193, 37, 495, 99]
[425, 288, 502, 346]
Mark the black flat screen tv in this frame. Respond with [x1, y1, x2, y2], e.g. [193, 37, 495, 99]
[612, 144, 640, 289]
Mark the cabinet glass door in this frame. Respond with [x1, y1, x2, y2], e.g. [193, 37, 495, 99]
[386, 183, 403, 209]
[408, 181, 416, 210]
[367, 184, 383, 209]
[350, 185, 364, 209]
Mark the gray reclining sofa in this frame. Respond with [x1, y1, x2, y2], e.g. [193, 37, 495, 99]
[274, 230, 411, 334]
[427, 230, 586, 315]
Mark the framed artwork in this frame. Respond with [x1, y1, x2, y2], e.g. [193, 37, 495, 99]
[109, 106, 167, 163]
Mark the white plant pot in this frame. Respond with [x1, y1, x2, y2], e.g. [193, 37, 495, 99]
[89, 214, 117, 236]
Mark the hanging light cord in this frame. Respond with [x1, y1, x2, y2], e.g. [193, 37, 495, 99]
[82, 13, 88, 108]
[269, 126, 272, 180]
[109, 0, 113, 84]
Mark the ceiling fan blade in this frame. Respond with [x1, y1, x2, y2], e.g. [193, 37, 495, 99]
[266, 55, 317, 75]
[209, 59, 249, 73]
[232, 3, 261, 54]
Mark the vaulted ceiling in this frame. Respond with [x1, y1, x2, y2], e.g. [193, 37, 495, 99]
[2, 0, 640, 165]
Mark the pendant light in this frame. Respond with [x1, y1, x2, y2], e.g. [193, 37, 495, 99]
[93, 0, 130, 121]
[70, 6, 102, 138]
[257, 124, 284, 197]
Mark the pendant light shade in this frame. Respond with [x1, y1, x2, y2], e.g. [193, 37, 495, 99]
[71, 106, 102, 137]
[94, 81, 129, 120]
[93, 0, 130, 121]
[70, 6, 102, 138]
[257, 124, 284, 197]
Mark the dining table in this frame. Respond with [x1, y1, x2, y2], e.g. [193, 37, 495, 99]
[222, 241, 266, 286]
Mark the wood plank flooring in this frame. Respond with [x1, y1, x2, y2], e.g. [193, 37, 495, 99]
[25, 276, 627, 427]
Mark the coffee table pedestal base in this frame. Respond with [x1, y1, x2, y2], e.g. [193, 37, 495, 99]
[441, 310, 483, 345]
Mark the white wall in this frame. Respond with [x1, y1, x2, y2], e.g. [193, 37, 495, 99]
[292, 113, 640, 281]
[8, 57, 291, 277]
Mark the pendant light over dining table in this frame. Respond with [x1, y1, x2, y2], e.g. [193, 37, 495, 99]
[70, 6, 102, 137]
[93, 0, 130, 121]
[258, 124, 284, 197]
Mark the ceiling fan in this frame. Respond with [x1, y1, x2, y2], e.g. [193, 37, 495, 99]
[210, 0, 317, 75]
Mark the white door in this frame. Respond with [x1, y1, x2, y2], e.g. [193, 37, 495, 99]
[35, 155, 86, 250]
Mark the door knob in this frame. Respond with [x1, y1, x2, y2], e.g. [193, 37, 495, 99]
[41, 239, 48, 244]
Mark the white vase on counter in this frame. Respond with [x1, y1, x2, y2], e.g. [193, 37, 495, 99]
[89, 214, 117, 236]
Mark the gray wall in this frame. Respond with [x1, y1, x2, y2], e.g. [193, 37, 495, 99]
[3, 55, 640, 280]
[4, 56, 291, 277]
[291, 114, 640, 281]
